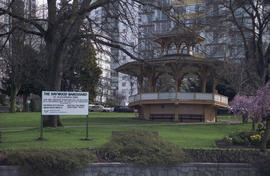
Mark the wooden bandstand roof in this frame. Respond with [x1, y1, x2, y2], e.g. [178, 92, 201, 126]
[115, 54, 223, 78]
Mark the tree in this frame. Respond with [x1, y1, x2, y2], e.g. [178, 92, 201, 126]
[229, 94, 257, 128]
[18, 83, 43, 112]
[3, 0, 25, 113]
[62, 41, 101, 101]
[223, 0, 270, 91]
[230, 82, 270, 151]
[0, 0, 145, 126]
[252, 82, 270, 151]
[113, 92, 126, 106]
[1, 44, 40, 112]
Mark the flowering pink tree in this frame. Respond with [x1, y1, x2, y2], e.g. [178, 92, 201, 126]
[229, 94, 257, 127]
[252, 82, 270, 151]
[230, 82, 270, 151]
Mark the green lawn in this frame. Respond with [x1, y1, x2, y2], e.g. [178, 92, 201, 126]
[0, 112, 252, 150]
[217, 115, 243, 122]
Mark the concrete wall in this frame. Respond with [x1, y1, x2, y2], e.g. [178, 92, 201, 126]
[0, 163, 260, 176]
[178, 104, 204, 115]
[147, 104, 204, 115]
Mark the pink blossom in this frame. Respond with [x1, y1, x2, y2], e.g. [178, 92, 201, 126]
[229, 82, 270, 121]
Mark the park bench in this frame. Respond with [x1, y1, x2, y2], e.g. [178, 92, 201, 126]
[178, 114, 204, 122]
[150, 114, 174, 121]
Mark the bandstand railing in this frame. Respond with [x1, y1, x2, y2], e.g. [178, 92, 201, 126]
[128, 92, 228, 105]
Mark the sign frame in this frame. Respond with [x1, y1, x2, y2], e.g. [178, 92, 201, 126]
[39, 91, 90, 140]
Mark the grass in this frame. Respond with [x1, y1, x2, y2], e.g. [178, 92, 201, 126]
[0, 112, 252, 150]
[0, 112, 138, 128]
[217, 115, 242, 122]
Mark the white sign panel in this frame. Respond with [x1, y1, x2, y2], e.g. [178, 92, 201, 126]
[42, 91, 89, 115]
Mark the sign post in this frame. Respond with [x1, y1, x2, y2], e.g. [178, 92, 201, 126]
[86, 115, 89, 139]
[39, 115, 44, 140]
[41, 91, 89, 140]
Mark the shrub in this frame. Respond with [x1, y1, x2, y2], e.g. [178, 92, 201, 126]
[6, 149, 97, 176]
[98, 129, 189, 166]
[224, 131, 268, 146]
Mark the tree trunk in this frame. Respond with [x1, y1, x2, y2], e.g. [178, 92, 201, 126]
[9, 85, 20, 113]
[23, 93, 28, 112]
[261, 118, 270, 152]
[43, 116, 63, 127]
[252, 119, 255, 131]
[242, 113, 248, 124]
[42, 38, 64, 127]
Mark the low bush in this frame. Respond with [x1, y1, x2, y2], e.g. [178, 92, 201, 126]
[223, 130, 269, 147]
[98, 129, 189, 166]
[6, 149, 97, 176]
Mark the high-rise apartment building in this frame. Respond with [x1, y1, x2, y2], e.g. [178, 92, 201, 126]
[138, 0, 172, 59]
[95, 41, 113, 103]
[137, 0, 251, 61]
[91, 2, 138, 105]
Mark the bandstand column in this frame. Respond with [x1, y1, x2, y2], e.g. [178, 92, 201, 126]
[137, 75, 144, 94]
[201, 77, 207, 93]
[174, 104, 179, 122]
[146, 71, 161, 93]
[169, 70, 183, 93]
[175, 76, 180, 92]
[213, 78, 217, 94]
[147, 75, 154, 93]
[200, 68, 209, 93]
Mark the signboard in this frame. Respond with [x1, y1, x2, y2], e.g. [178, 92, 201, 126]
[42, 91, 89, 115]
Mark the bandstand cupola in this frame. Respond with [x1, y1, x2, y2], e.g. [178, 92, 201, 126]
[153, 25, 205, 55]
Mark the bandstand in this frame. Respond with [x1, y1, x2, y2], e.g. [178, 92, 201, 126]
[116, 26, 228, 122]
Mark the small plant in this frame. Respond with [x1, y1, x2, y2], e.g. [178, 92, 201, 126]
[225, 137, 233, 144]
[98, 129, 189, 166]
[250, 134, 262, 145]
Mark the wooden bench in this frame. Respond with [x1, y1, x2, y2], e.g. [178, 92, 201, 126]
[150, 114, 174, 121]
[178, 114, 204, 122]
